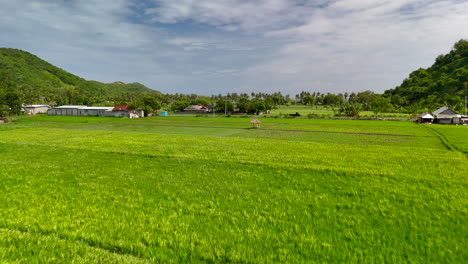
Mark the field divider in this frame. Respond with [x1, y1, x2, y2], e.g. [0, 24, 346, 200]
[262, 128, 419, 137]
[423, 126, 462, 154]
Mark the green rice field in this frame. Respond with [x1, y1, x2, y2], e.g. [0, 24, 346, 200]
[0, 116, 466, 263]
[265, 105, 410, 118]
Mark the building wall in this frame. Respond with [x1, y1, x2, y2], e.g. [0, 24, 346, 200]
[436, 118, 453, 124]
[25, 106, 49, 115]
[49, 108, 143, 118]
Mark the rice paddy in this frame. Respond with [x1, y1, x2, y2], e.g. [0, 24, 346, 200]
[0, 116, 466, 263]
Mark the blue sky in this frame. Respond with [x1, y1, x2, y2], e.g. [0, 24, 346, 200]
[0, 0, 467, 95]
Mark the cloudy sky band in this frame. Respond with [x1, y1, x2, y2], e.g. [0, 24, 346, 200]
[0, 0, 467, 95]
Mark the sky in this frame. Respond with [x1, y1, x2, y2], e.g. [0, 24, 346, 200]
[0, 0, 467, 95]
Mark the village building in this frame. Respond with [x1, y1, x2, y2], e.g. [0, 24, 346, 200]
[417, 113, 434, 124]
[48, 104, 144, 118]
[183, 104, 209, 114]
[23, 104, 50, 115]
[432, 106, 463, 125]
[48, 105, 87, 116]
[79, 107, 114, 116]
[106, 104, 144, 118]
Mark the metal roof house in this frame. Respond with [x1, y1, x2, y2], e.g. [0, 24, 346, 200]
[48, 105, 143, 118]
[432, 107, 462, 125]
[48, 105, 87, 116]
[78, 107, 114, 116]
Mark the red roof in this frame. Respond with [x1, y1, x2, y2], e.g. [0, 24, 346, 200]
[112, 104, 130, 111]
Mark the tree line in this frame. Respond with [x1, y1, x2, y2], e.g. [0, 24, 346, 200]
[1, 39, 467, 118]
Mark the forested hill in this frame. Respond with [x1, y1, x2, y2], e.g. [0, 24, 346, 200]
[384, 39, 468, 113]
[0, 48, 159, 105]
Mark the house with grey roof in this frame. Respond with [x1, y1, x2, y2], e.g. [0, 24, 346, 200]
[432, 106, 463, 125]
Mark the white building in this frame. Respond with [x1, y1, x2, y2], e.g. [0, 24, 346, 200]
[47, 105, 87, 116]
[48, 105, 144, 118]
[23, 105, 50, 115]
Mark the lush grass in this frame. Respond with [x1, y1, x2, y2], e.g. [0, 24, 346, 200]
[426, 124, 468, 154]
[267, 105, 410, 118]
[0, 116, 466, 263]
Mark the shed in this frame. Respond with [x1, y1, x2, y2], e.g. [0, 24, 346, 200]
[78, 106, 113, 116]
[48, 105, 86, 116]
[250, 119, 261, 128]
[417, 113, 434, 124]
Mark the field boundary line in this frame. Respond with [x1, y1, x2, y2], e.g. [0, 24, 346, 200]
[261, 128, 419, 137]
[423, 126, 465, 156]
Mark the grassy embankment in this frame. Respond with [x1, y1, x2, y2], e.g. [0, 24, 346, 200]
[0, 116, 466, 263]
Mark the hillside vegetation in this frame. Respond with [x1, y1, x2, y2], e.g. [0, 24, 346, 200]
[0, 48, 159, 105]
[384, 39, 468, 113]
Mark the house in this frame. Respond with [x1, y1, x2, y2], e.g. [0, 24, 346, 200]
[417, 113, 434, 124]
[432, 106, 462, 125]
[183, 104, 209, 114]
[48, 105, 87, 116]
[107, 104, 144, 118]
[78, 107, 114, 116]
[48, 104, 144, 118]
[23, 104, 50, 115]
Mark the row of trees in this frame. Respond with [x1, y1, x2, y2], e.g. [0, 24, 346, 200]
[295, 90, 394, 117]
[0, 68, 413, 119]
[2, 40, 467, 118]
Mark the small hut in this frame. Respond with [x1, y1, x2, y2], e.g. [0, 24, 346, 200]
[250, 119, 261, 129]
[417, 113, 434, 124]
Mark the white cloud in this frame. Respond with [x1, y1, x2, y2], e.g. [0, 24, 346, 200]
[0, 0, 467, 95]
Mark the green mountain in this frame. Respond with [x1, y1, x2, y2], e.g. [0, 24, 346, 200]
[0, 48, 159, 105]
[384, 39, 468, 113]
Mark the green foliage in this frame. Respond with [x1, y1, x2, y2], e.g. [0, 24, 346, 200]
[384, 39, 468, 112]
[215, 99, 234, 113]
[0, 69, 22, 117]
[371, 96, 393, 117]
[170, 100, 191, 111]
[0, 48, 160, 105]
[338, 102, 362, 117]
[236, 97, 251, 113]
